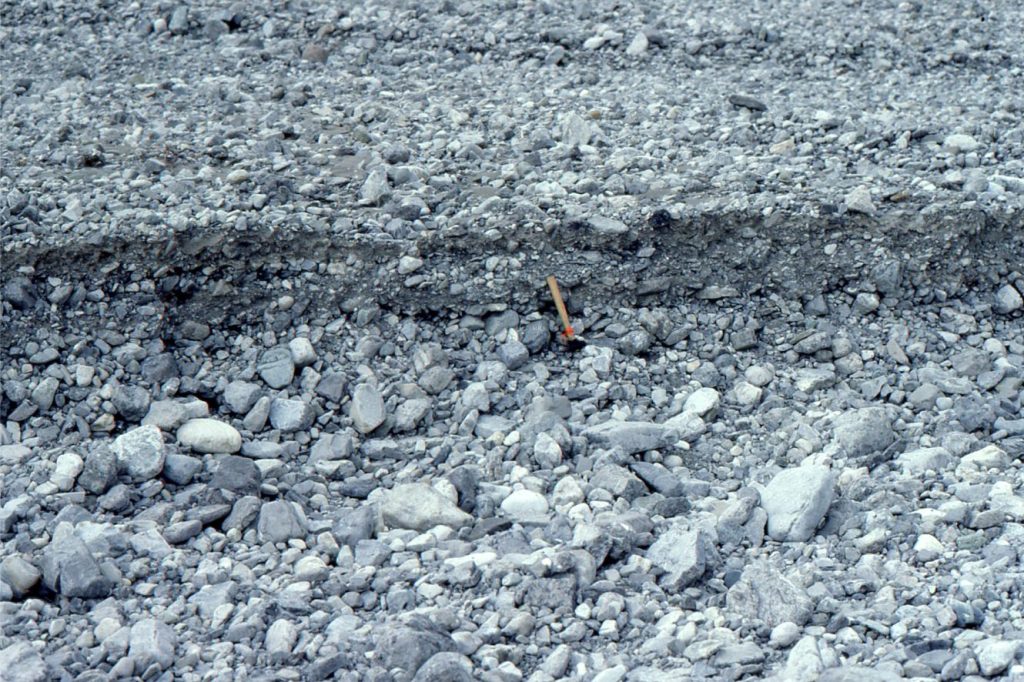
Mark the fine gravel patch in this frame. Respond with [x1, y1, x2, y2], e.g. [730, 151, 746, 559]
[2, 1, 1024, 680]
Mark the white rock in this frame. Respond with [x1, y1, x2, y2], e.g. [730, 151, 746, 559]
[914, 533, 943, 562]
[51, 452, 84, 491]
[112, 425, 167, 481]
[293, 556, 328, 582]
[944, 133, 980, 152]
[994, 284, 1023, 314]
[761, 465, 834, 542]
[844, 186, 876, 215]
[684, 387, 720, 419]
[501, 489, 550, 521]
[381, 483, 472, 531]
[265, 618, 297, 662]
[957, 444, 1009, 478]
[733, 381, 763, 406]
[625, 32, 648, 56]
[397, 256, 424, 275]
[177, 418, 242, 454]
[975, 638, 1021, 677]
[288, 338, 317, 367]
[769, 622, 801, 648]
[350, 384, 385, 434]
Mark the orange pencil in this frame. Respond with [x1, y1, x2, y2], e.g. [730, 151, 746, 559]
[546, 275, 575, 341]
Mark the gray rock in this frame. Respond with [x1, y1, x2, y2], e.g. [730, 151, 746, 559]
[222, 495, 261, 532]
[844, 186, 876, 215]
[243, 396, 272, 432]
[269, 398, 315, 432]
[590, 465, 647, 501]
[382, 483, 472, 531]
[394, 398, 431, 432]
[0, 641, 49, 682]
[833, 407, 894, 459]
[211, 455, 261, 494]
[309, 432, 355, 462]
[31, 376, 60, 411]
[51, 452, 84, 491]
[177, 418, 242, 454]
[560, 112, 592, 147]
[265, 618, 298, 663]
[162, 454, 201, 485]
[794, 331, 831, 355]
[412, 651, 474, 682]
[818, 666, 902, 682]
[897, 447, 953, 474]
[500, 489, 550, 521]
[794, 368, 836, 392]
[141, 353, 179, 383]
[129, 618, 176, 671]
[40, 523, 113, 598]
[522, 320, 551, 354]
[418, 366, 454, 394]
[583, 420, 678, 455]
[761, 465, 834, 542]
[168, 5, 189, 33]
[223, 381, 262, 414]
[497, 339, 530, 370]
[460, 378, 491, 411]
[240, 441, 284, 459]
[288, 337, 317, 367]
[663, 410, 706, 442]
[332, 505, 379, 547]
[258, 346, 295, 389]
[726, 560, 813, 628]
[111, 424, 167, 481]
[588, 215, 629, 235]
[316, 372, 347, 403]
[532, 432, 563, 469]
[351, 383, 386, 434]
[258, 500, 308, 543]
[975, 638, 1021, 677]
[2, 277, 37, 310]
[142, 400, 189, 430]
[684, 387, 720, 419]
[377, 626, 455, 677]
[1, 555, 41, 598]
[113, 384, 151, 422]
[994, 284, 1023, 314]
[647, 526, 707, 589]
[361, 168, 391, 205]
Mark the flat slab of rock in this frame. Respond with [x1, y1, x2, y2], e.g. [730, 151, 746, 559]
[0, 641, 49, 682]
[40, 522, 113, 599]
[761, 465, 834, 542]
[351, 384, 386, 434]
[177, 418, 242, 454]
[129, 618, 177, 672]
[381, 483, 472, 531]
[583, 420, 678, 455]
[726, 560, 813, 628]
[647, 526, 708, 589]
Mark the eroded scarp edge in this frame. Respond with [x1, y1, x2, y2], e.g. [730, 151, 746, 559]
[2, 207, 1021, 322]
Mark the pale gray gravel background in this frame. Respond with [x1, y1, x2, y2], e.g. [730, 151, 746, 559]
[2, 1, 1024, 681]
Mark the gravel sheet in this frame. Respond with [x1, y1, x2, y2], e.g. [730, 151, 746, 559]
[2, 1, 1024, 681]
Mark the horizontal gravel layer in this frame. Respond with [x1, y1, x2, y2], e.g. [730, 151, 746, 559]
[2, 1, 1024, 681]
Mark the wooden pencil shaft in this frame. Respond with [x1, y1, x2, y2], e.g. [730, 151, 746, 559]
[546, 276, 572, 335]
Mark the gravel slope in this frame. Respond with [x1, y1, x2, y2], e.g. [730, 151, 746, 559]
[2, 1, 1024, 681]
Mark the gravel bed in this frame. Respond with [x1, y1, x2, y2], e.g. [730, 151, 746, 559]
[2, 1, 1024, 681]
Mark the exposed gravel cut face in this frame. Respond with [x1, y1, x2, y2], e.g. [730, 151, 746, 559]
[2, 1, 1023, 681]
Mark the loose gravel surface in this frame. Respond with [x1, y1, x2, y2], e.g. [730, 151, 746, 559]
[2, 1, 1024, 680]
